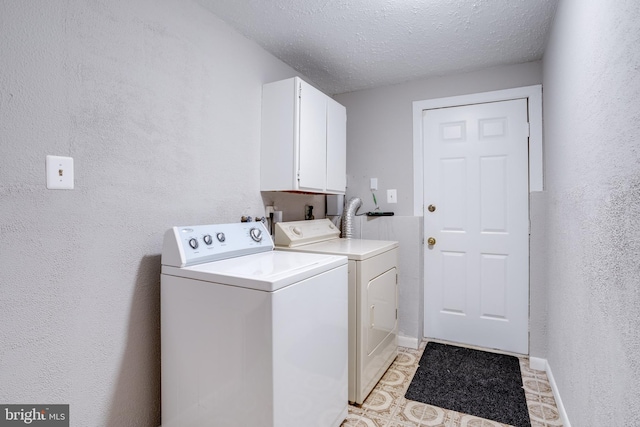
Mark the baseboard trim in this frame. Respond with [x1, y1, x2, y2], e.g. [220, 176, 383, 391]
[397, 335, 420, 350]
[530, 357, 571, 427]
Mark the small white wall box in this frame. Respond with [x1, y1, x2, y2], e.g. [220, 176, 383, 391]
[387, 189, 397, 203]
[370, 178, 378, 190]
[46, 155, 74, 189]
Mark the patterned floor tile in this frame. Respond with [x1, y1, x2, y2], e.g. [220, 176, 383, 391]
[342, 340, 563, 427]
[342, 413, 379, 427]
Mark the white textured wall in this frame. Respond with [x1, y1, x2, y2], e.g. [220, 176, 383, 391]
[334, 61, 543, 217]
[333, 62, 544, 345]
[0, 1, 299, 425]
[528, 191, 548, 359]
[543, 1, 640, 425]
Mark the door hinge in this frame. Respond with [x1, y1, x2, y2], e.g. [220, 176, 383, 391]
[396, 309, 398, 320]
[525, 122, 530, 138]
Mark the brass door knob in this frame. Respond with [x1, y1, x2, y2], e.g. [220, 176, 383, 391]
[427, 204, 436, 212]
[427, 237, 436, 246]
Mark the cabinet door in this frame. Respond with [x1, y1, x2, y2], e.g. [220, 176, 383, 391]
[298, 80, 327, 192]
[326, 98, 347, 193]
[260, 78, 297, 191]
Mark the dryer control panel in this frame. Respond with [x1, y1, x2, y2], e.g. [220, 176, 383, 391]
[274, 219, 340, 247]
[162, 222, 273, 267]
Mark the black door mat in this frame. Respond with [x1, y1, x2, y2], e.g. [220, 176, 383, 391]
[405, 342, 530, 427]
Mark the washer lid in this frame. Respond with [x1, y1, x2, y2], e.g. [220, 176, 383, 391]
[277, 238, 398, 261]
[161, 250, 347, 292]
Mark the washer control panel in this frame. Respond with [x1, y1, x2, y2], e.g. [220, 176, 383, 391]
[162, 222, 273, 267]
[274, 219, 340, 247]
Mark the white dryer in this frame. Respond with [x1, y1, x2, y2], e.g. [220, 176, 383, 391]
[274, 219, 399, 405]
[161, 222, 348, 427]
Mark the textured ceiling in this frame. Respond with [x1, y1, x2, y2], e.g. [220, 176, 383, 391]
[196, 0, 559, 95]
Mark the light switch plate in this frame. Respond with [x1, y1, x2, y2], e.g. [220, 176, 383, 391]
[370, 178, 378, 190]
[387, 189, 397, 203]
[46, 155, 74, 190]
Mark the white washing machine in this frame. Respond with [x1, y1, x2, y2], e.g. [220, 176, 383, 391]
[274, 219, 399, 405]
[161, 222, 348, 427]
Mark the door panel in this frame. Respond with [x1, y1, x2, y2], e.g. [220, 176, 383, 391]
[441, 158, 467, 231]
[356, 248, 398, 404]
[423, 99, 529, 354]
[480, 156, 508, 232]
[441, 251, 466, 314]
[298, 80, 327, 191]
[480, 254, 508, 319]
[366, 268, 397, 355]
[326, 98, 347, 192]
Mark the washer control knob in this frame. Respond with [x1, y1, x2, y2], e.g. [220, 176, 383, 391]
[216, 232, 226, 242]
[203, 235, 213, 245]
[188, 238, 199, 249]
[292, 226, 302, 236]
[249, 227, 263, 242]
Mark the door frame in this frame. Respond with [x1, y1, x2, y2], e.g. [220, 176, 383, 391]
[412, 85, 543, 348]
[412, 85, 543, 216]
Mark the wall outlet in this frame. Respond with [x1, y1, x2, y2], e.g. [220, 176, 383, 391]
[387, 189, 397, 203]
[46, 155, 74, 190]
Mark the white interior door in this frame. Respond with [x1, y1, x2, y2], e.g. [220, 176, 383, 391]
[423, 99, 529, 354]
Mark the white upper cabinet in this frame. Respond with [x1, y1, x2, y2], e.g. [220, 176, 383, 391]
[261, 77, 346, 194]
[326, 97, 347, 193]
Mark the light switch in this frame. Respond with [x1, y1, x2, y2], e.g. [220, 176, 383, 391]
[370, 178, 378, 190]
[387, 189, 397, 203]
[46, 155, 74, 190]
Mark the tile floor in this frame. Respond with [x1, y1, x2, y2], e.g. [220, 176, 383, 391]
[341, 340, 563, 427]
